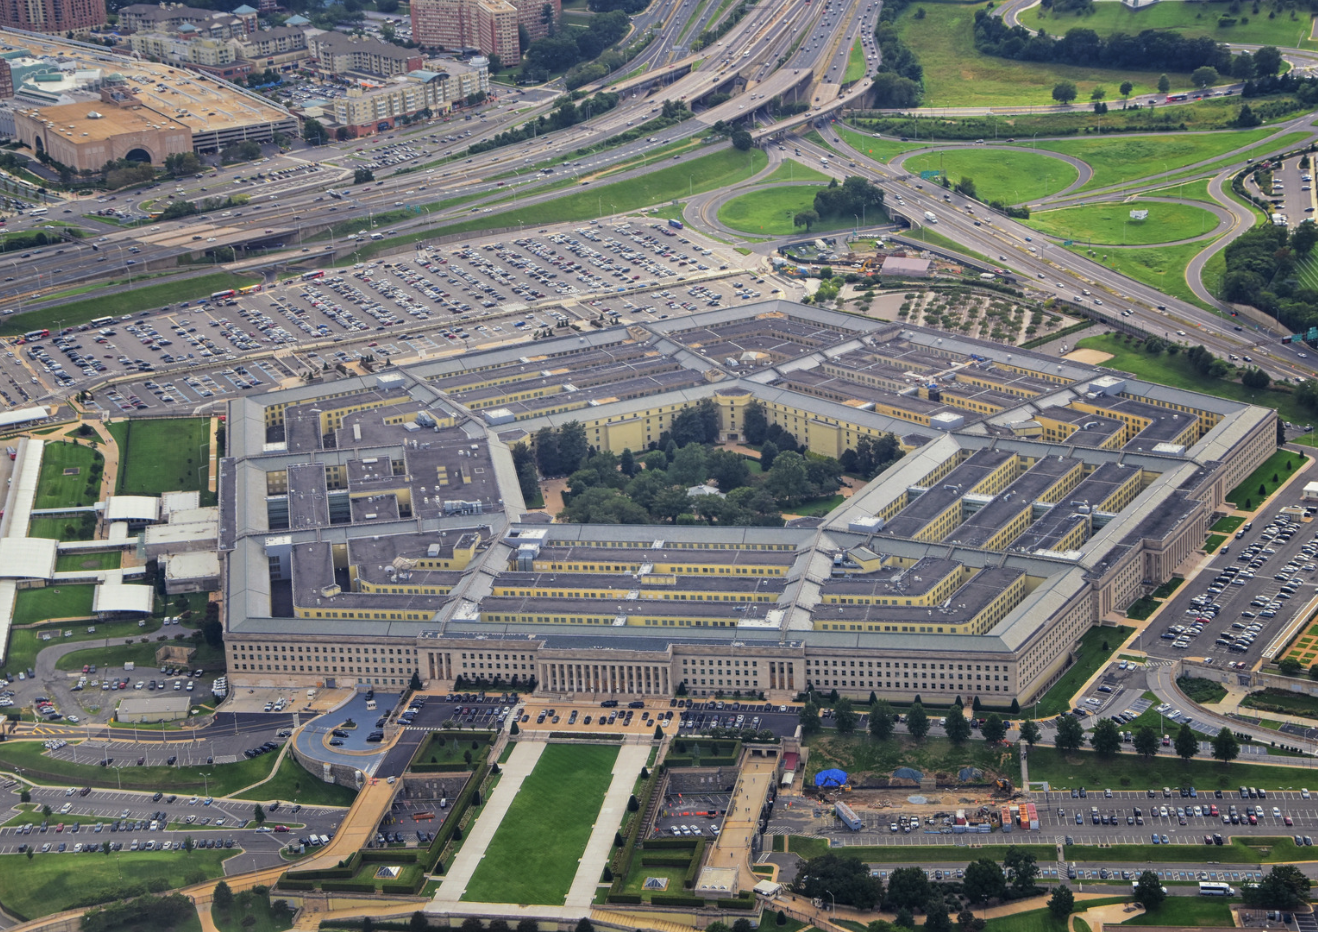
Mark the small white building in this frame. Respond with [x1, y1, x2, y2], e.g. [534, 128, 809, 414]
[1303, 480, 1318, 502]
[104, 495, 161, 526]
[92, 582, 154, 616]
[116, 695, 190, 723]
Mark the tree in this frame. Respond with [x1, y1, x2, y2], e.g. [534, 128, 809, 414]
[254, 804, 266, 825]
[1090, 718, 1122, 757]
[793, 209, 820, 231]
[1119, 80, 1133, 102]
[981, 713, 1007, 744]
[869, 700, 894, 740]
[1174, 721, 1199, 762]
[944, 709, 971, 745]
[906, 699, 929, 740]
[1047, 885, 1074, 920]
[1157, 73, 1171, 94]
[354, 167, 375, 184]
[411, 913, 430, 932]
[884, 866, 930, 910]
[731, 128, 753, 151]
[1004, 846, 1039, 896]
[1191, 65, 1219, 89]
[654, 723, 665, 740]
[793, 853, 882, 909]
[1051, 81, 1077, 105]
[1253, 45, 1282, 75]
[575, 919, 595, 932]
[213, 881, 234, 912]
[924, 900, 952, 932]
[510, 720, 520, 736]
[201, 614, 223, 650]
[1212, 727, 1240, 764]
[409, 671, 423, 692]
[302, 116, 328, 145]
[1242, 367, 1272, 389]
[1019, 718, 1041, 746]
[1133, 725, 1159, 759]
[1242, 864, 1311, 910]
[962, 858, 1006, 905]
[1134, 870, 1166, 910]
[1054, 714, 1084, 753]
[1090, 86, 1105, 101]
[799, 701, 821, 735]
[1236, 104, 1261, 128]
[834, 696, 857, 734]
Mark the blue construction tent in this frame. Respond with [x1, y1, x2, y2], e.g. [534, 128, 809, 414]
[814, 768, 848, 788]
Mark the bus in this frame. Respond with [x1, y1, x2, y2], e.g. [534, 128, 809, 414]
[211, 289, 237, 301]
[238, 283, 263, 296]
[23, 329, 49, 342]
[301, 270, 326, 281]
[1198, 882, 1235, 896]
[1166, 94, 1188, 102]
[27, 207, 46, 217]
[88, 316, 114, 328]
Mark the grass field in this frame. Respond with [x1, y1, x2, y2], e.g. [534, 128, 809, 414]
[0, 846, 231, 920]
[1021, 0, 1318, 50]
[1227, 448, 1305, 508]
[1068, 240, 1212, 308]
[108, 418, 213, 504]
[461, 743, 618, 904]
[843, 40, 867, 84]
[1028, 130, 1279, 192]
[1125, 896, 1234, 926]
[1034, 625, 1134, 717]
[229, 752, 359, 808]
[0, 739, 278, 794]
[898, 3, 1207, 107]
[1028, 200, 1220, 245]
[902, 149, 1079, 204]
[1178, 676, 1228, 704]
[212, 895, 293, 932]
[27, 514, 96, 541]
[718, 187, 857, 235]
[3, 614, 163, 681]
[835, 126, 929, 163]
[1210, 516, 1245, 534]
[1241, 688, 1318, 719]
[786, 836, 1056, 863]
[34, 442, 103, 509]
[54, 638, 222, 673]
[760, 159, 831, 183]
[54, 551, 121, 573]
[0, 272, 260, 338]
[1075, 334, 1312, 426]
[13, 584, 96, 626]
[902, 225, 992, 263]
[1021, 744, 1318, 790]
[1145, 178, 1218, 206]
[981, 905, 1075, 932]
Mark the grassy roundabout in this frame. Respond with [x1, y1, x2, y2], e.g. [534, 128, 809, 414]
[897, 3, 1202, 107]
[902, 149, 1079, 204]
[718, 186, 860, 235]
[1020, 0, 1318, 50]
[1026, 199, 1221, 245]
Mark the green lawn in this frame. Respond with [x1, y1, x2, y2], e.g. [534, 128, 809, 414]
[1205, 533, 1227, 553]
[981, 906, 1073, 932]
[1075, 334, 1313, 427]
[1241, 688, 1318, 720]
[0, 272, 260, 338]
[761, 159, 831, 183]
[28, 514, 97, 541]
[898, 2, 1209, 107]
[55, 638, 223, 672]
[718, 186, 829, 235]
[903, 149, 1079, 205]
[1151, 577, 1185, 599]
[1034, 625, 1134, 717]
[1210, 516, 1245, 534]
[1226, 448, 1306, 508]
[1021, 743, 1318, 790]
[1178, 676, 1228, 704]
[34, 442, 103, 509]
[3, 614, 163, 680]
[1021, 0, 1318, 50]
[1125, 896, 1235, 926]
[902, 225, 992, 263]
[229, 752, 358, 808]
[843, 39, 867, 84]
[4, 802, 109, 827]
[1126, 596, 1160, 621]
[461, 743, 619, 904]
[13, 584, 96, 626]
[1145, 178, 1218, 206]
[787, 836, 1056, 863]
[212, 894, 293, 932]
[1027, 200, 1221, 245]
[788, 494, 846, 517]
[0, 739, 278, 794]
[835, 126, 929, 163]
[0, 847, 232, 920]
[1027, 129, 1279, 192]
[108, 418, 213, 503]
[54, 551, 121, 573]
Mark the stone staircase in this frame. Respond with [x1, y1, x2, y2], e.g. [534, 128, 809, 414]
[592, 908, 697, 932]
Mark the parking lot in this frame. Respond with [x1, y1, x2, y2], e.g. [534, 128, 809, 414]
[651, 791, 733, 840]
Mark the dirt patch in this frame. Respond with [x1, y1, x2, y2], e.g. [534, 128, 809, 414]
[1064, 348, 1114, 365]
[62, 467, 80, 476]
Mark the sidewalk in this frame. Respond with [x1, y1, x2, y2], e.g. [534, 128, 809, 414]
[565, 744, 651, 908]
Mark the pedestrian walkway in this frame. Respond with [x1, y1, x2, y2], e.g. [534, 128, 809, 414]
[565, 744, 652, 908]
[705, 756, 777, 892]
[432, 741, 545, 905]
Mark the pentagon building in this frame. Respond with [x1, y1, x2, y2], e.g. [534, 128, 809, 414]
[219, 302, 1274, 704]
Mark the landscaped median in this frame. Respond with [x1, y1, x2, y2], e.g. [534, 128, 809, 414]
[1033, 625, 1135, 717]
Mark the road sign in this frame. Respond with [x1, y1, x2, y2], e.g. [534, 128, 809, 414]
[1063, 240, 1074, 246]
[1307, 327, 1318, 342]
[919, 170, 941, 180]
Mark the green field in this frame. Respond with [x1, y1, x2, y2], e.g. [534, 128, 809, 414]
[903, 149, 1079, 204]
[1021, 743, 1318, 790]
[13, 584, 96, 626]
[1034, 625, 1134, 717]
[108, 418, 213, 503]
[0, 272, 260, 338]
[719, 186, 848, 235]
[1028, 199, 1220, 245]
[54, 551, 121, 573]
[27, 514, 96, 541]
[461, 743, 619, 904]
[1125, 896, 1234, 926]
[843, 39, 867, 84]
[3, 614, 164, 680]
[1210, 515, 1245, 534]
[1069, 240, 1212, 308]
[1145, 178, 1218, 206]
[1227, 448, 1306, 507]
[1241, 688, 1318, 719]
[54, 639, 221, 673]
[836, 126, 929, 163]
[1029, 129, 1279, 192]
[0, 846, 232, 920]
[0, 739, 278, 794]
[212, 893, 293, 932]
[1021, 0, 1318, 50]
[902, 225, 992, 263]
[229, 752, 359, 808]
[787, 837, 1056, 863]
[898, 2, 1208, 107]
[1075, 334, 1312, 426]
[34, 442, 103, 509]
[761, 159, 831, 183]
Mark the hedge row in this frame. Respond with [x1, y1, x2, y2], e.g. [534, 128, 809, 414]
[641, 838, 698, 850]
[548, 732, 624, 741]
[274, 878, 314, 891]
[717, 898, 756, 910]
[664, 755, 738, 768]
[287, 849, 362, 881]
[683, 838, 706, 890]
[607, 893, 643, 904]
[641, 853, 695, 867]
[650, 894, 707, 908]
[361, 847, 418, 864]
[608, 766, 658, 898]
[422, 755, 492, 873]
[411, 761, 476, 773]
[381, 878, 424, 895]
[320, 879, 378, 894]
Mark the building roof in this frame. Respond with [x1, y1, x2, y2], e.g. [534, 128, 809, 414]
[0, 536, 56, 578]
[165, 551, 220, 580]
[881, 256, 931, 275]
[105, 495, 161, 523]
[93, 583, 154, 614]
[116, 695, 191, 716]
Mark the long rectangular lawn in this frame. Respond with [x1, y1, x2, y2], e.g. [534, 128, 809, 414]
[108, 417, 214, 504]
[461, 743, 618, 904]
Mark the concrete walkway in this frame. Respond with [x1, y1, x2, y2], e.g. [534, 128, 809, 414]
[706, 756, 777, 893]
[565, 744, 652, 908]
[432, 740, 546, 905]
